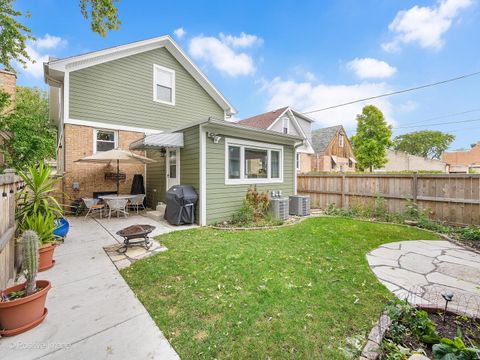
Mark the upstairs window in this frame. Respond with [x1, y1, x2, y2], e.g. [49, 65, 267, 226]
[282, 117, 289, 134]
[94, 129, 117, 153]
[153, 64, 175, 105]
[339, 134, 344, 148]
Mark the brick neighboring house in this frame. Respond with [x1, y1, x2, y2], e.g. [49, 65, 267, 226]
[442, 142, 480, 172]
[310, 125, 356, 172]
[237, 106, 315, 173]
[0, 70, 16, 167]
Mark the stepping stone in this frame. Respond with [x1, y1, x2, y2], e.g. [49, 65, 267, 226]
[437, 255, 480, 268]
[426, 272, 480, 294]
[367, 254, 399, 267]
[399, 242, 443, 257]
[373, 266, 429, 290]
[381, 242, 402, 250]
[436, 262, 480, 284]
[443, 249, 480, 263]
[368, 248, 405, 261]
[399, 253, 436, 274]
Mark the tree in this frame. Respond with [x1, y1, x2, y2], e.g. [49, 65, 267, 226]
[393, 130, 455, 159]
[351, 105, 393, 172]
[0, 87, 56, 169]
[0, 0, 121, 70]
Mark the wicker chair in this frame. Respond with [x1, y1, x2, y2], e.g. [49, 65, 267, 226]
[128, 194, 146, 214]
[83, 198, 105, 219]
[106, 198, 129, 219]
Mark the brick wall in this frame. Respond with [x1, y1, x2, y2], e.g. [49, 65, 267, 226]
[0, 70, 16, 114]
[62, 124, 146, 205]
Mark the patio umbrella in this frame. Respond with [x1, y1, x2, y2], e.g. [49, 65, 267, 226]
[75, 149, 156, 194]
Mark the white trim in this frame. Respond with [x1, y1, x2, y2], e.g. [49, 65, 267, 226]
[64, 71, 69, 125]
[224, 138, 283, 185]
[199, 125, 207, 226]
[46, 36, 236, 115]
[153, 64, 175, 106]
[282, 117, 289, 134]
[93, 128, 118, 154]
[266, 107, 290, 131]
[294, 151, 298, 195]
[66, 118, 162, 134]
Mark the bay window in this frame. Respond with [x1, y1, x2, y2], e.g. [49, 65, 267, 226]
[226, 138, 283, 184]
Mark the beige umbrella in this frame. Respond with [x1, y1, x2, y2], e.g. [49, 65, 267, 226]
[75, 149, 156, 194]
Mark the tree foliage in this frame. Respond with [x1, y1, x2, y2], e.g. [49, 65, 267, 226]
[393, 130, 455, 159]
[0, 87, 56, 169]
[0, 0, 35, 71]
[0, 0, 120, 70]
[351, 105, 393, 172]
[79, 0, 121, 37]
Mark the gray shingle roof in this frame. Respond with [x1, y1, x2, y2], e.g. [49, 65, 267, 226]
[311, 125, 342, 153]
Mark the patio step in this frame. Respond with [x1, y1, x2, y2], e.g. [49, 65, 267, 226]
[144, 210, 164, 222]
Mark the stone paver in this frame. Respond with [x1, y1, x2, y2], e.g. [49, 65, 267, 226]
[0, 215, 187, 360]
[367, 240, 480, 315]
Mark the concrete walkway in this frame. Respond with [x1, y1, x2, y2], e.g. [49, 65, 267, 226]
[0, 216, 186, 360]
[367, 240, 480, 315]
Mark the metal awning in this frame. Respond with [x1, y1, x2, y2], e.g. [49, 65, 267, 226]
[130, 133, 184, 150]
[331, 155, 337, 164]
[349, 157, 357, 163]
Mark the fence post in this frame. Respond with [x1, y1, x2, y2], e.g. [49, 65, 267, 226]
[341, 174, 346, 208]
[412, 173, 418, 203]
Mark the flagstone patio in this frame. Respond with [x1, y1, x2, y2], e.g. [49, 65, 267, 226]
[367, 240, 480, 316]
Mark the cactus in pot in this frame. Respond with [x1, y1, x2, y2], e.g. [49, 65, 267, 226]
[21, 230, 39, 296]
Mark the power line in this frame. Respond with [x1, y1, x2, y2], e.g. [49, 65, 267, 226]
[394, 117, 480, 129]
[303, 70, 480, 115]
[400, 107, 480, 126]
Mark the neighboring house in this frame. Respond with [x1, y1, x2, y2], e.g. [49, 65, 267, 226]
[44, 36, 302, 225]
[237, 107, 315, 173]
[0, 70, 16, 167]
[310, 125, 356, 172]
[375, 149, 448, 173]
[442, 142, 480, 172]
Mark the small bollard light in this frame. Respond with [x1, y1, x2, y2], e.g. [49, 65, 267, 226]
[442, 292, 454, 323]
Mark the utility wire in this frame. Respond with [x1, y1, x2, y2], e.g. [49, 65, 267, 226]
[400, 107, 480, 126]
[303, 70, 480, 115]
[394, 117, 480, 129]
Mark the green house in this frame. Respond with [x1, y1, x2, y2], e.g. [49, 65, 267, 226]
[44, 36, 303, 225]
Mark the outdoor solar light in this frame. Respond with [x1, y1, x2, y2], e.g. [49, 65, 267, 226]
[442, 292, 454, 323]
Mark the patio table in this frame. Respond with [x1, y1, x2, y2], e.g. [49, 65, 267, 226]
[98, 194, 136, 201]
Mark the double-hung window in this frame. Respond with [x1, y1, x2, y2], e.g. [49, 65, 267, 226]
[339, 134, 344, 148]
[226, 138, 283, 184]
[153, 64, 175, 105]
[282, 117, 289, 134]
[94, 129, 117, 153]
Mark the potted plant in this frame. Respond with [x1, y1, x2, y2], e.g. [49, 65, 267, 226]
[20, 213, 58, 271]
[0, 231, 51, 336]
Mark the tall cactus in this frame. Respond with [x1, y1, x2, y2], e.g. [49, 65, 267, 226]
[20, 230, 39, 296]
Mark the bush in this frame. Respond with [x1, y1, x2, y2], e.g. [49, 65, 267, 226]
[230, 186, 271, 226]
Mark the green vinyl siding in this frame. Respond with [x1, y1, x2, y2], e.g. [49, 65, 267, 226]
[205, 134, 295, 224]
[145, 150, 166, 208]
[178, 126, 200, 222]
[69, 47, 224, 131]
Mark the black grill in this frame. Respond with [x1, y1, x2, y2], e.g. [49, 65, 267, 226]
[164, 185, 198, 225]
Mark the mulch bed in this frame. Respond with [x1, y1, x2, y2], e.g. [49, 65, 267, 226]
[383, 311, 480, 358]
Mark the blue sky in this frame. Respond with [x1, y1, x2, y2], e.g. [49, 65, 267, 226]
[14, 0, 480, 150]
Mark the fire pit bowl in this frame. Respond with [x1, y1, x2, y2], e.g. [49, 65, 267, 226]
[115, 224, 156, 253]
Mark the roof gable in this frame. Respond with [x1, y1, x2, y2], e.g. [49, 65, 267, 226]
[238, 106, 289, 129]
[44, 35, 236, 115]
[311, 125, 344, 153]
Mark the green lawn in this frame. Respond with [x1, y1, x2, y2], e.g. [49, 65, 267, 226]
[121, 217, 440, 359]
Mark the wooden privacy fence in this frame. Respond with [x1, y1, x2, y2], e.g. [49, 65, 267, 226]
[298, 174, 480, 226]
[0, 170, 22, 289]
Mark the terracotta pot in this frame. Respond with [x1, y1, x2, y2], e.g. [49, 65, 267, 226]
[39, 244, 56, 272]
[0, 280, 51, 336]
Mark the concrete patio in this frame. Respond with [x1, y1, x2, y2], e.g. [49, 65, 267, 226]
[0, 215, 194, 359]
[367, 240, 480, 316]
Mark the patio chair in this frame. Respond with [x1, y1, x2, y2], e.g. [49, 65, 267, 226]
[83, 198, 105, 219]
[106, 198, 129, 219]
[128, 194, 146, 214]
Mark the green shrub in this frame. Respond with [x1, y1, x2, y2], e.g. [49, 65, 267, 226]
[456, 226, 480, 242]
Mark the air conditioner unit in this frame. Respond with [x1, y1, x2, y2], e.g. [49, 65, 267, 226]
[269, 197, 289, 220]
[289, 195, 310, 216]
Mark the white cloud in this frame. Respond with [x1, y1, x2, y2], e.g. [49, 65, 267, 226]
[189, 33, 259, 77]
[173, 27, 186, 39]
[292, 65, 317, 81]
[382, 0, 473, 52]
[219, 32, 263, 48]
[16, 34, 67, 78]
[347, 57, 397, 79]
[35, 34, 67, 50]
[261, 77, 395, 129]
